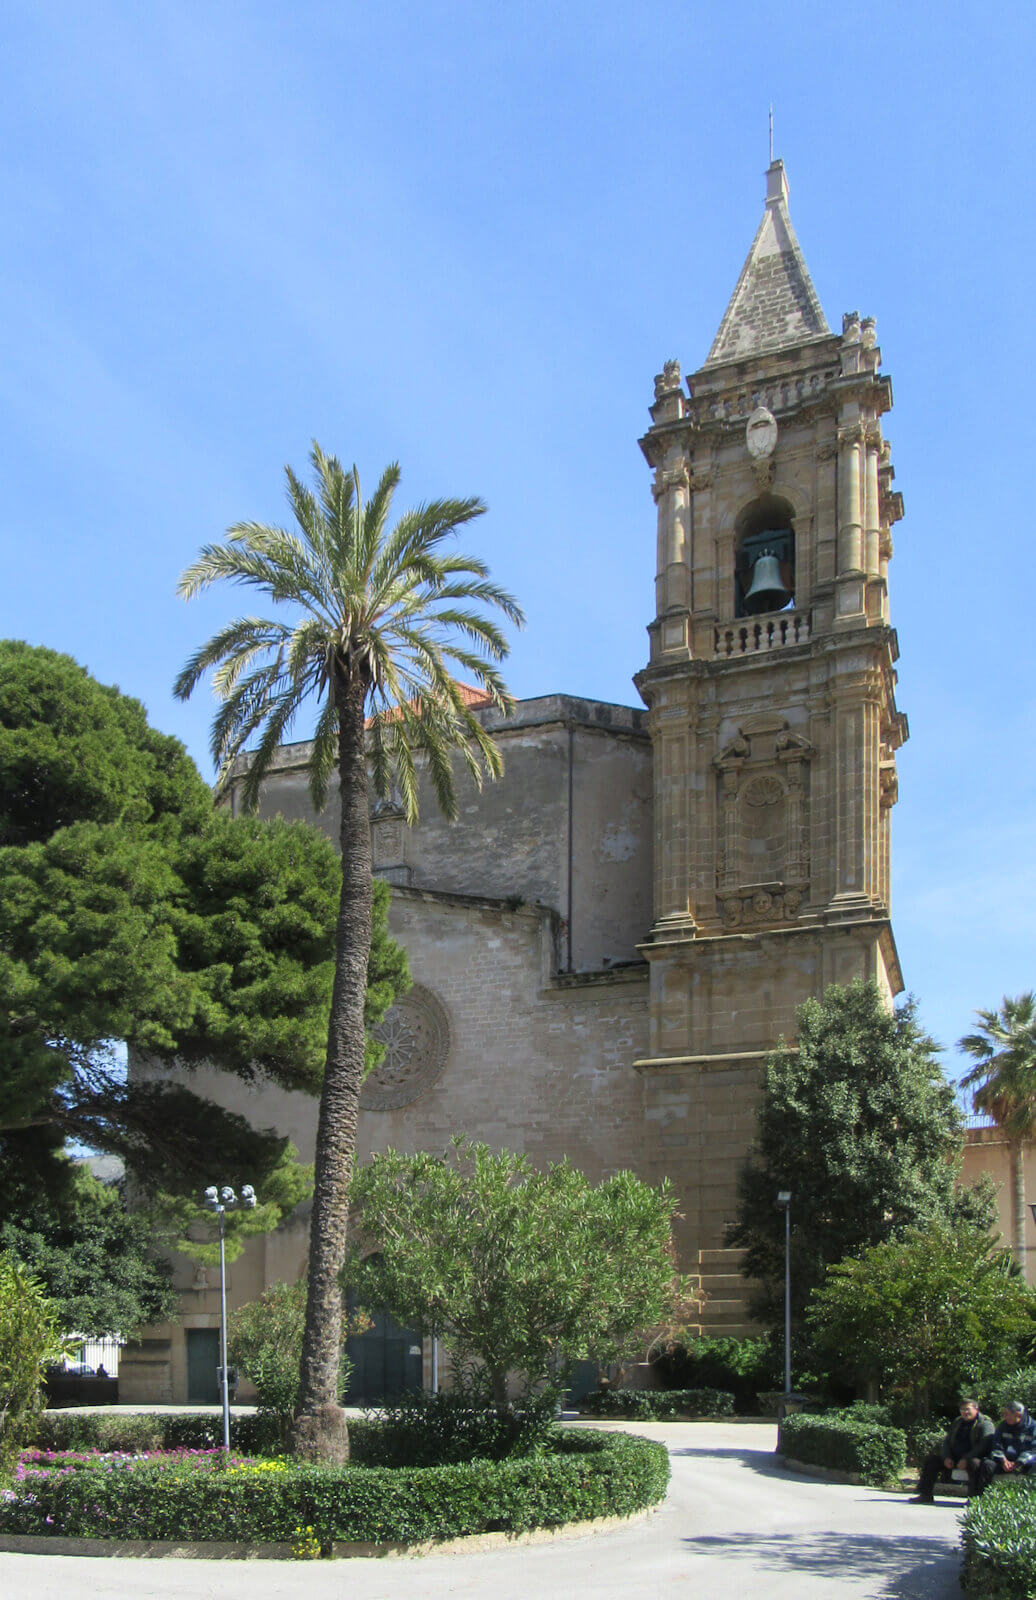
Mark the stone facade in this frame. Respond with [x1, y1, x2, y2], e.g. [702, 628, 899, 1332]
[122, 161, 916, 1404]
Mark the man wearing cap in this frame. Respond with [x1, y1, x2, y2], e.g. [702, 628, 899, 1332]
[974, 1401, 1036, 1496]
[911, 1398, 994, 1502]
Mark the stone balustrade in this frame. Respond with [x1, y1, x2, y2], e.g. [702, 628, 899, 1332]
[714, 611, 811, 657]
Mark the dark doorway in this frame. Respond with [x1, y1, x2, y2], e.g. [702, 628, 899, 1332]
[186, 1328, 220, 1404]
[343, 1303, 424, 1405]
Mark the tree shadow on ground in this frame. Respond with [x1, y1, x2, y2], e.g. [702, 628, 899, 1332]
[667, 1442, 801, 1479]
[680, 1531, 960, 1598]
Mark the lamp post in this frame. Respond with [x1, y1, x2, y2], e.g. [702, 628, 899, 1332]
[203, 1183, 257, 1452]
[775, 1190, 792, 1403]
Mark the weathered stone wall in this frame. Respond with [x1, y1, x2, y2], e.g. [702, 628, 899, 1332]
[225, 695, 653, 973]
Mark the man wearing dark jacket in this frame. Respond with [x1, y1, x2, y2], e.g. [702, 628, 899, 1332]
[912, 1398, 995, 1501]
[974, 1402, 1036, 1496]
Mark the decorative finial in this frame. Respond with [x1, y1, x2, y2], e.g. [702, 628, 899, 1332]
[769, 105, 774, 165]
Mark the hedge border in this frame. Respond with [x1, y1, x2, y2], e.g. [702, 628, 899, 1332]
[960, 1478, 1036, 1597]
[0, 1507, 655, 1562]
[0, 1427, 669, 1550]
[577, 1388, 734, 1420]
[777, 1413, 906, 1488]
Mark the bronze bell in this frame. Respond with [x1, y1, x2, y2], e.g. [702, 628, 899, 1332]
[743, 550, 791, 615]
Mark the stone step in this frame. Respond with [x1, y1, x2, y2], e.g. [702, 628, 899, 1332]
[698, 1273, 748, 1291]
[698, 1248, 745, 1268]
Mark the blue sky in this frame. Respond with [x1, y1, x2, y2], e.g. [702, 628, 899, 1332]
[1, 1, 1032, 1085]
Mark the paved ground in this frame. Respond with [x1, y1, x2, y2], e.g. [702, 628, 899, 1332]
[0, 1420, 965, 1599]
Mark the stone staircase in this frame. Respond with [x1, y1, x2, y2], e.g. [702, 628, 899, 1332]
[687, 1247, 758, 1339]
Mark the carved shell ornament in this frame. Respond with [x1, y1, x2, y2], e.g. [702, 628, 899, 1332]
[742, 775, 784, 807]
[360, 985, 451, 1111]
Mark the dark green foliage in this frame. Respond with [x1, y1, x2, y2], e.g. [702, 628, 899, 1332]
[359, 1389, 559, 1466]
[651, 1334, 782, 1412]
[729, 981, 997, 1329]
[0, 1168, 176, 1337]
[961, 1478, 1036, 1597]
[29, 1410, 269, 1455]
[0, 1429, 669, 1544]
[777, 1411, 907, 1486]
[0, 641, 408, 1217]
[985, 1370, 1036, 1417]
[579, 1387, 734, 1419]
[806, 1225, 1036, 1408]
[0, 640, 211, 849]
[823, 1403, 947, 1468]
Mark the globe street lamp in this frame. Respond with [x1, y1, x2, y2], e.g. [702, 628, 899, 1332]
[775, 1191, 792, 1404]
[203, 1183, 257, 1452]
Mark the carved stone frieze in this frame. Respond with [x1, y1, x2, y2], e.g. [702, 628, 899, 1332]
[719, 886, 804, 929]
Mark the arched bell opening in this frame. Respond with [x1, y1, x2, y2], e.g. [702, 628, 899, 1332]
[734, 494, 796, 618]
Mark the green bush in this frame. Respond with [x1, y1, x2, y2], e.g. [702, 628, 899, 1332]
[579, 1387, 733, 1419]
[651, 1335, 781, 1412]
[961, 1477, 1036, 1597]
[29, 1411, 272, 1455]
[983, 1369, 1036, 1418]
[0, 1258, 65, 1473]
[778, 1412, 906, 1487]
[822, 1403, 948, 1470]
[0, 1428, 669, 1546]
[361, 1388, 558, 1466]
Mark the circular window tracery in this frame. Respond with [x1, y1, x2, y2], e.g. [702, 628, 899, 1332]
[360, 984, 451, 1111]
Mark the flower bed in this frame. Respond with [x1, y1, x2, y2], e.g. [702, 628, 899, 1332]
[961, 1477, 1036, 1597]
[0, 1429, 669, 1550]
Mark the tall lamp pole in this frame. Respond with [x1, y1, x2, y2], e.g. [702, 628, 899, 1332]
[203, 1183, 257, 1452]
[775, 1191, 792, 1402]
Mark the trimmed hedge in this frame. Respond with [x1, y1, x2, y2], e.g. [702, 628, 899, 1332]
[0, 1428, 669, 1546]
[578, 1388, 734, 1420]
[28, 1411, 276, 1456]
[961, 1478, 1036, 1597]
[778, 1413, 906, 1487]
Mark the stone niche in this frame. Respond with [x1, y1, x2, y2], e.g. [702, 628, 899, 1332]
[714, 714, 812, 928]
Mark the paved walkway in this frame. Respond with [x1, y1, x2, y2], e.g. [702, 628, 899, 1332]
[0, 1421, 965, 1599]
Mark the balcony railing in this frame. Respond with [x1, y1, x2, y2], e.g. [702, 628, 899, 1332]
[715, 610, 811, 657]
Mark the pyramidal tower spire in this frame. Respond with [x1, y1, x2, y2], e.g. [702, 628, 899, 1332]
[706, 159, 829, 366]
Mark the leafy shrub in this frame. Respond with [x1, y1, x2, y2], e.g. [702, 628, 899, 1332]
[0, 1428, 669, 1545]
[983, 1369, 1036, 1418]
[778, 1412, 906, 1486]
[0, 1259, 65, 1473]
[579, 1387, 733, 1419]
[360, 1387, 558, 1466]
[651, 1335, 780, 1412]
[821, 1403, 947, 1469]
[28, 1411, 271, 1455]
[961, 1477, 1036, 1596]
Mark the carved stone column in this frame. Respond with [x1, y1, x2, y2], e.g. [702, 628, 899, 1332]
[837, 422, 864, 574]
[864, 424, 881, 576]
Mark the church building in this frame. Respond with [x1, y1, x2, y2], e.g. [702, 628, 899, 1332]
[121, 160, 909, 1405]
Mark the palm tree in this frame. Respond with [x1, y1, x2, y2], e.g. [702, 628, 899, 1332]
[959, 993, 1036, 1271]
[174, 444, 523, 1460]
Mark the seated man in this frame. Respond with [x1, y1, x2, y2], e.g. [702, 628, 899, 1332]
[912, 1397, 994, 1502]
[974, 1401, 1036, 1495]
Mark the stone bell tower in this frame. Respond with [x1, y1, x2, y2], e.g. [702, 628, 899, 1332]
[634, 160, 908, 1327]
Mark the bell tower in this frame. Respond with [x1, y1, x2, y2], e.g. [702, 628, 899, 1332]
[634, 160, 908, 1318]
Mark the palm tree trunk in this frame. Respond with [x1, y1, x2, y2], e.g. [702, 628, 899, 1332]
[292, 665, 373, 1462]
[1012, 1139, 1027, 1274]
